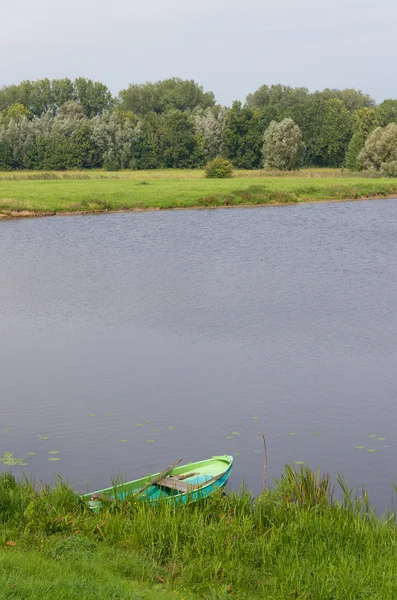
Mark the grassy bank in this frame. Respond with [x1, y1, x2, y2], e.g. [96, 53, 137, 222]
[1, 169, 397, 218]
[1, 466, 397, 599]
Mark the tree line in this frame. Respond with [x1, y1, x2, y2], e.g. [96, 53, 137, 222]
[0, 77, 396, 172]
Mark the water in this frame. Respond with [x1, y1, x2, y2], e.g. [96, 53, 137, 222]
[1, 200, 397, 510]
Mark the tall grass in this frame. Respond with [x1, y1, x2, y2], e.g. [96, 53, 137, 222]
[0, 465, 396, 598]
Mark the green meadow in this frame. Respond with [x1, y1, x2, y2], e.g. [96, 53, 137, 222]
[1, 169, 397, 217]
[1, 465, 397, 599]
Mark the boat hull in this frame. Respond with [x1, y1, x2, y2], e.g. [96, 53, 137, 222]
[82, 455, 233, 507]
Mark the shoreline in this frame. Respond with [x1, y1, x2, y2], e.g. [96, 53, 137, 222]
[1, 193, 397, 221]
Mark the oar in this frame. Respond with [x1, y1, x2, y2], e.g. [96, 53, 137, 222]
[133, 458, 183, 498]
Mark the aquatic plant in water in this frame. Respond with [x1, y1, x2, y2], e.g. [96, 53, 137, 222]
[0, 452, 27, 466]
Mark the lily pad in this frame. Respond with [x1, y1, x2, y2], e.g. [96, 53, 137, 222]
[108, 413, 116, 417]
[235, 452, 241, 456]
[354, 446, 365, 450]
[88, 413, 96, 417]
[377, 437, 386, 441]
[368, 434, 377, 438]
[289, 432, 296, 436]
[144, 420, 151, 423]
[295, 461, 305, 465]
[146, 440, 155, 443]
[231, 432, 240, 435]
[151, 429, 159, 433]
[367, 449, 377, 453]
[313, 432, 320, 435]
[168, 426, 176, 431]
[226, 436, 233, 439]
[136, 424, 144, 427]
[48, 457, 60, 461]
[26, 452, 36, 456]
[1, 452, 28, 466]
[3, 429, 10, 432]
[252, 417, 259, 420]
[120, 439, 128, 443]
[48, 451, 60, 455]
[38, 436, 49, 440]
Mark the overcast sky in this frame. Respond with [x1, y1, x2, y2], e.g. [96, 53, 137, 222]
[1, 0, 396, 105]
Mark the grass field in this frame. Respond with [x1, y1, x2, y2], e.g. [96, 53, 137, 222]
[1, 169, 397, 218]
[1, 465, 397, 599]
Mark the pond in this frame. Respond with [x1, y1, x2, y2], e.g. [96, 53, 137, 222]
[1, 200, 397, 510]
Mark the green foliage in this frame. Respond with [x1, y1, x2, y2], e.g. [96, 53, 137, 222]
[1, 103, 31, 122]
[345, 108, 377, 170]
[376, 99, 397, 127]
[246, 83, 309, 110]
[130, 113, 166, 169]
[247, 84, 374, 113]
[358, 123, 397, 175]
[222, 101, 263, 169]
[1, 466, 397, 599]
[119, 78, 215, 115]
[204, 156, 233, 178]
[1, 76, 397, 172]
[162, 110, 197, 168]
[345, 132, 366, 170]
[193, 106, 228, 163]
[74, 77, 114, 118]
[314, 87, 375, 111]
[290, 98, 352, 166]
[262, 118, 306, 170]
[0, 78, 113, 118]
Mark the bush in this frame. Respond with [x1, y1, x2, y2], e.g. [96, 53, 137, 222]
[262, 118, 306, 170]
[204, 156, 233, 178]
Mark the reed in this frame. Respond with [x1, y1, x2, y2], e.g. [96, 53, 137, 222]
[0, 465, 396, 598]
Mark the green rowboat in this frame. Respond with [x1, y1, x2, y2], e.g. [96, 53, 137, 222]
[82, 455, 233, 508]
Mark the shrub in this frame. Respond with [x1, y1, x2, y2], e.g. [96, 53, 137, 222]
[262, 118, 306, 170]
[204, 156, 233, 178]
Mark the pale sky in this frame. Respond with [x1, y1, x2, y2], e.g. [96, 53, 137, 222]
[1, 0, 396, 104]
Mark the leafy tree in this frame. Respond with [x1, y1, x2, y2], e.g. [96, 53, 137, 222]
[262, 118, 305, 170]
[119, 78, 215, 115]
[345, 107, 377, 170]
[222, 101, 264, 169]
[56, 101, 85, 119]
[162, 110, 197, 168]
[90, 111, 136, 169]
[0, 78, 112, 118]
[358, 123, 397, 175]
[131, 113, 166, 169]
[0, 103, 30, 123]
[193, 106, 228, 163]
[315, 88, 375, 111]
[376, 100, 397, 127]
[74, 78, 114, 118]
[0, 81, 33, 112]
[246, 84, 309, 110]
[290, 98, 352, 166]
